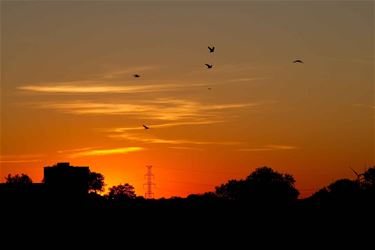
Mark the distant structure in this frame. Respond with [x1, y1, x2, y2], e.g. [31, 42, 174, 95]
[144, 165, 155, 199]
[44, 162, 89, 197]
[0, 162, 90, 200]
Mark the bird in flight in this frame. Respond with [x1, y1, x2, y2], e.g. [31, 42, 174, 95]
[205, 64, 213, 69]
[133, 74, 140, 78]
[208, 46, 215, 53]
[143, 124, 150, 129]
[208, 87, 212, 90]
[293, 60, 303, 64]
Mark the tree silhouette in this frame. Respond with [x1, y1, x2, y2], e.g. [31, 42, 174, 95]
[5, 174, 32, 185]
[107, 183, 136, 201]
[325, 178, 361, 203]
[88, 171, 105, 193]
[215, 179, 247, 201]
[361, 167, 375, 201]
[363, 167, 375, 190]
[215, 167, 299, 203]
[246, 167, 299, 202]
[309, 187, 330, 205]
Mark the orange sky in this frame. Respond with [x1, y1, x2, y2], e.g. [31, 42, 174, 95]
[1, 1, 374, 198]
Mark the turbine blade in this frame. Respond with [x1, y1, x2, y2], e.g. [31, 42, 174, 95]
[349, 167, 360, 177]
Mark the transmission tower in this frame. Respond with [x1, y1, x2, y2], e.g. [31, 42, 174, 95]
[144, 165, 155, 199]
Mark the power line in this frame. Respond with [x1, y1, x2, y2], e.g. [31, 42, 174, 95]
[144, 165, 155, 199]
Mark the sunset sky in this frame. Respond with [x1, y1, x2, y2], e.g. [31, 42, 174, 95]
[1, 1, 373, 198]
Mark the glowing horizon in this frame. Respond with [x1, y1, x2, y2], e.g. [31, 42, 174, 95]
[1, 1, 373, 198]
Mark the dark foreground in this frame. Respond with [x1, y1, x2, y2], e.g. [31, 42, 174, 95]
[2, 195, 374, 247]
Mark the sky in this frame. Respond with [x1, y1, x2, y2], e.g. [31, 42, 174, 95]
[1, 0, 374, 198]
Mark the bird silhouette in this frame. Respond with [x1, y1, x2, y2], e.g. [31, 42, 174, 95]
[208, 46, 215, 53]
[293, 60, 303, 64]
[143, 124, 149, 129]
[133, 74, 140, 78]
[205, 64, 213, 69]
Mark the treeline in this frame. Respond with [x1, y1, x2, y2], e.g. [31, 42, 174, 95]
[3, 166, 374, 206]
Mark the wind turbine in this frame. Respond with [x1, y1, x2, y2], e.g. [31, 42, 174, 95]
[349, 167, 363, 183]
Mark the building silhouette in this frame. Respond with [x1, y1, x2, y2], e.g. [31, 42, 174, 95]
[0, 162, 90, 201]
[44, 162, 89, 198]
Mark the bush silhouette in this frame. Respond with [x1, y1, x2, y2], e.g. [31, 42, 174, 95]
[107, 183, 136, 201]
[5, 174, 33, 185]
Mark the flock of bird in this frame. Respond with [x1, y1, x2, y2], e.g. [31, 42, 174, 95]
[139, 45, 302, 129]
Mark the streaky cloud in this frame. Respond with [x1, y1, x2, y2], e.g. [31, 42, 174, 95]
[228, 77, 268, 82]
[169, 146, 204, 151]
[108, 120, 223, 132]
[68, 147, 144, 158]
[238, 144, 297, 152]
[18, 81, 206, 94]
[110, 133, 239, 145]
[200, 103, 258, 110]
[57, 147, 97, 154]
[32, 99, 260, 120]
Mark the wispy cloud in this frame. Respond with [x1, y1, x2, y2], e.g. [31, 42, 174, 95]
[68, 147, 144, 158]
[228, 77, 268, 82]
[32, 99, 259, 120]
[110, 133, 239, 145]
[57, 147, 97, 154]
[18, 82, 205, 94]
[199, 103, 256, 110]
[238, 145, 297, 152]
[169, 146, 204, 151]
[108, 120, 223, 132]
